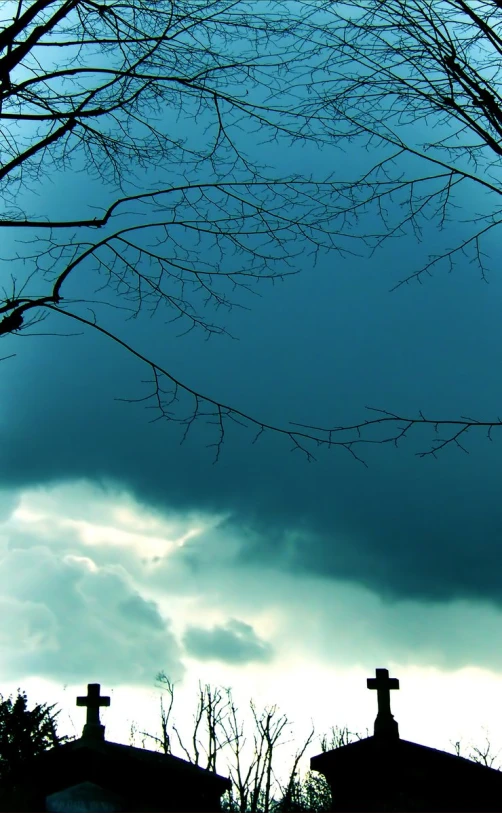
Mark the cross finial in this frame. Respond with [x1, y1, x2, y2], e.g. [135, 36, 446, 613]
[367, 668, 399, 739]
[76, 683, 110, 741]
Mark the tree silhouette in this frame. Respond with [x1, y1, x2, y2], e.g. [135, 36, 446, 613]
[3, 2, 502, 465]
[0, 0, 353, 463]
[126, 671, 374, 812]
[288, 0, 502, 463]
[451, 727, 502, 770]
[0, 688, 74, 811]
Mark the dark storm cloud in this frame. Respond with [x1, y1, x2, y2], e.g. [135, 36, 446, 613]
[182, 619, 273, 665]
[1, 43, 502, 618]
[2, 232, 502, 614]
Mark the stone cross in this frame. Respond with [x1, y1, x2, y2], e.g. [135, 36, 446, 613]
[76, 683, 110, 740]
[367, 668, 399, 739]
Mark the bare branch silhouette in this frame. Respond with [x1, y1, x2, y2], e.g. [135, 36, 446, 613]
[281, 0, 502, 460]
[3, 1, 502, 463]
[0, 0, 362, 462]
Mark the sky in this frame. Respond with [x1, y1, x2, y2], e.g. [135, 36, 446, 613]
[1, 0, 502, 803]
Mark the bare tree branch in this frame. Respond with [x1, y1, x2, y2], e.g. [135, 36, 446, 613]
[450, 728, 502, 770]
[0, 0, 361, 462]
[2, 1, 502, 464]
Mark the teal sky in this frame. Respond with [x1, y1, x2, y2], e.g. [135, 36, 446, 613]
[1, 0, 502, 796]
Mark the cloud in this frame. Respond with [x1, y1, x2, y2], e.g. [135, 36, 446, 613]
[117, 595, 166, 630]
[0, 540, 184, 687]
[182, 619, 274, 665]
[3, 480, 502, 680]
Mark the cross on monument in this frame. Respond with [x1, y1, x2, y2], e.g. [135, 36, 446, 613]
[76, 683, 110, 740]
[367, 668, 399, 739]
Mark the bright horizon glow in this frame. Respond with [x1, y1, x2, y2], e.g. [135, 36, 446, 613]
[2, 482, 502, 803]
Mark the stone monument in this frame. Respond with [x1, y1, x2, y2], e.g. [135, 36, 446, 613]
[311, 667, 502, 812]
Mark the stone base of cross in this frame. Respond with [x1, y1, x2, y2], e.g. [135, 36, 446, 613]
[81, 721, 106, 741]
[374, 712, 399, 739]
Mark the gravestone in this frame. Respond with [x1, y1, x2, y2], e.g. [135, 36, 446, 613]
[4, 682, 231, 812]
[311, 667, 502, 812]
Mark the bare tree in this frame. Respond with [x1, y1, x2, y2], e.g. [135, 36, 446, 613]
[127, 671, 336, 812]
[451, 727, 502, 769]
[6, 2, 499, 466]
[270, 725, 372, 812]
[279, 0, 502, 463]
[0, 0, 363, 463]
[128, 670, 176, 754]
[128, 670, 231, 770]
